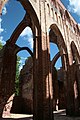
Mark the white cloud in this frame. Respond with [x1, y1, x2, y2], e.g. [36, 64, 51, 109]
[0, 18, 5, 45]
[19, 56, 26, 65]
[20, 57, 27, 60]
[0, 27, 4, 33]
[78, 23, 80, 30]
[68, 0, 80, 16]
[78, 23, 80, 26]
[27, 37, 33, 49]
[0, 18, 2, 23]
[19, 65, 23, 71]
[0, 36, 3, 41]
[19, 57, 27, 65]
[0, 5, 7, 46]
[19, 59, 23, 64]
[0, 18, 6, 45]
[2, 6, 7, 15]
[19, 58, 26, 71]
[0, 18, 4, 34]
[20, 27, 33, 49]
[0, 36, 6, 45]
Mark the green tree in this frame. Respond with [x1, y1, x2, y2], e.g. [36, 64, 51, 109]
[15, 56, 21, 96]
[0, 41, 3, 50]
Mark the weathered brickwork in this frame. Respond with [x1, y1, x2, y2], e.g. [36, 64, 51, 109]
[19, 57, 33, 113]
[0, 0, 79, 120]
[19, 58, 66, 112]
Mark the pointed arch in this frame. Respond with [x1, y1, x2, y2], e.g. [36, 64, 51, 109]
[49, 24, 67, 54]
[71, 41, 80, 64]
[16, 46, 33, 57]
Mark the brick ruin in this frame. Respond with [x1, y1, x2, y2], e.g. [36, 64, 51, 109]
[19, 57, 33, 113]
[16, 57, 66, 113]
[0, 0, 80, 120]
[19, 57, 66, 112]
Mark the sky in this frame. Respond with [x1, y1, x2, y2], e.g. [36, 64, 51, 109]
[61, 0, 80, 24]
[0, 0, 80, 70]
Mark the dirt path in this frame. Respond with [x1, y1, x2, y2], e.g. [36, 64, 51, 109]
[54, 109, 80, 120]
[1, 109, 80, 120]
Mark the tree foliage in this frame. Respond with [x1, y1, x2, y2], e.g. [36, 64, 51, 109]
[15, 56, 21, 96]
[0, 41, 3, 50]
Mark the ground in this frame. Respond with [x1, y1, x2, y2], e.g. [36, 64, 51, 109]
[1, 109, 80, 120]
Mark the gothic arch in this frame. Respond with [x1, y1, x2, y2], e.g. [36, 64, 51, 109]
[71, 41, 80, 64]
[51, 52, 67, 110]
[2, 45, 33, 117]
[51, 52, 67, 67]
[49, 24, 67, 54]
[49, 24, 68, 111]
[16, 46, 33, 57]
[49, 24, 68, 70]
[51, 52, 60, 67]
[6, 0, 40, 46]
[0, 1, 41, 117]
[65, 10, 71, 23]
[70, 42, 80, 115]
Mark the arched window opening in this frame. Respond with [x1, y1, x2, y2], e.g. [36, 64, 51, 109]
[65, 10, 71, 24]
[47, 4, 50, 15]
[15, 50, 32, 96]
[49, 25, 67, 112]
[71, 41, 80, 64]
[51, 8, 53, 18]
[2, 26, 34, 118]
[50, 43, 62, 69]
[60, 9, 63, 18]
[50, 43, 65, 111]
[0, 0, 39, 119]
[76, 24, 80, 34]
[0, 0, 25, 43]
[2, 48, 33, 118]
[16, 26, 33, 51]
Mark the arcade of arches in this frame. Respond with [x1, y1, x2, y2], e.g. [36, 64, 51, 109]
[0, 0, 80, 120]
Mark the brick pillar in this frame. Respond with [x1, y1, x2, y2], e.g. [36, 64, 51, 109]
[66, 52, 80, 116]
[66, 51, 74, 115]
[0, 44, 16, 117]
[66, 66, 75, 116]
[33, 28, 53, 120]
[77, 64, 80, 110]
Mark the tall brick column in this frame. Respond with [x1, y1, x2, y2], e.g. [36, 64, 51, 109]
[33, 27, 53, 120]
[33, 0, 53, 119]
[66, 52, 80, 116]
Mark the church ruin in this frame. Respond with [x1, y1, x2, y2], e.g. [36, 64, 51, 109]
[0, 0, 80, 120]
